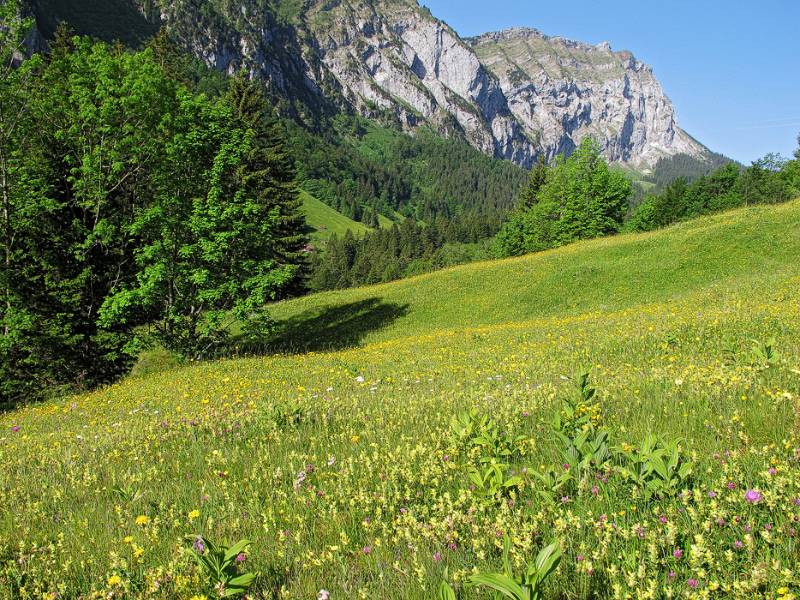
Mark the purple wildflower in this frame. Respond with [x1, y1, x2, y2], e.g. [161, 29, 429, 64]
[744, 489, 762, 503]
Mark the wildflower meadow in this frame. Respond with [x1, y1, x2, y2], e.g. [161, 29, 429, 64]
[1, 201, 800, 598]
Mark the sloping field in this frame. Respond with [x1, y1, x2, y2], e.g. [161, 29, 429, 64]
[2, 201, 799, 598]
[301, 190, 370, 244]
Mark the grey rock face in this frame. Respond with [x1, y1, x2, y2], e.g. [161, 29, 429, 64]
[26, 0, 708, 168]
[299, 5, 707, 168]
[302, 1, 535, 165]
[468, 27, 707, 167]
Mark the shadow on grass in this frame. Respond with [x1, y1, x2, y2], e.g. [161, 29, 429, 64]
[227, 297, 410, 356]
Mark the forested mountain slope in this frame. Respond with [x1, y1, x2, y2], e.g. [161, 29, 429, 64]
[24, 0, 712, 168]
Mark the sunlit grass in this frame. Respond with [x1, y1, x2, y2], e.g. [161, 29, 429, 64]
[300, 190, 371, 245]
[1, 201, 799, 598]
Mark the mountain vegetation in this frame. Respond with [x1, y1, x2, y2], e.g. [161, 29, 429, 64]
[308, 214, 499, 290]
[0, 15, 306, 404]
[644, 151, 734, 189]
[285, 116, 528, 224]
[494, 138, 632, 257]
[627, 151, 799, 232]
[2, 200, 799, 598]
[494, 138, 800, 257]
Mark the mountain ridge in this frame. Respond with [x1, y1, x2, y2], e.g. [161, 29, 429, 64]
[24, 0, 712, 168]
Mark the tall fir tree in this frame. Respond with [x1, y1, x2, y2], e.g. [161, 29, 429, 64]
[227, 71, 308, 296]
[516, 155, 549, 209]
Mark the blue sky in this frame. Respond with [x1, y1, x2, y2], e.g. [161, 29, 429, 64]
[422, 0, 800, 164]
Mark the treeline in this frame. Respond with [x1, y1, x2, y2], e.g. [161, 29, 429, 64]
[309, 137, 800, 289]
[492, 137, 800, 258]
[0, 13, 306, 403]
[288, 118, 528, 223]
[627, 151, 800, 232]
[645, 151, 733, 189]
[309, 213, 500, 290]
[494, 139, 632, 257]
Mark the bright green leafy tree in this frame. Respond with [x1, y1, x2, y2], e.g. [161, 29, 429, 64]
[2, 34, 306, 401]
[495, 138, 631, 257]
[2, 34, 176, 402]
[101, 75, 303, 359]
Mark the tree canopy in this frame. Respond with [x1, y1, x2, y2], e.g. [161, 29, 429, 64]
[0, 30, 306, 403]
[494, 138, 632, 257]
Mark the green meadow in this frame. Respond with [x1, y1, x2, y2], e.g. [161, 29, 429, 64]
[2, 201, 800, 599]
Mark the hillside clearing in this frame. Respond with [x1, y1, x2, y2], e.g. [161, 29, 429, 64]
[300, 190, 371, 244]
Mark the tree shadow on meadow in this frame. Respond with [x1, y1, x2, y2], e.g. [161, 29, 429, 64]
[229, 297, 410, 356]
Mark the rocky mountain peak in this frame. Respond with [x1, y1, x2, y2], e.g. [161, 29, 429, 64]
[470, 23, 705, 166]
[25, 0, 711, 169]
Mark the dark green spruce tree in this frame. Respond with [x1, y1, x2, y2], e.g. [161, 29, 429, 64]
[516, 155, 549, 209]
[227, 71, 309, 296]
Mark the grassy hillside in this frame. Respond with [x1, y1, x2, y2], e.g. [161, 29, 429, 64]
[2, 201, 800, 598]
[268, 200, 800, 350]
[300, 190, 371, 244]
